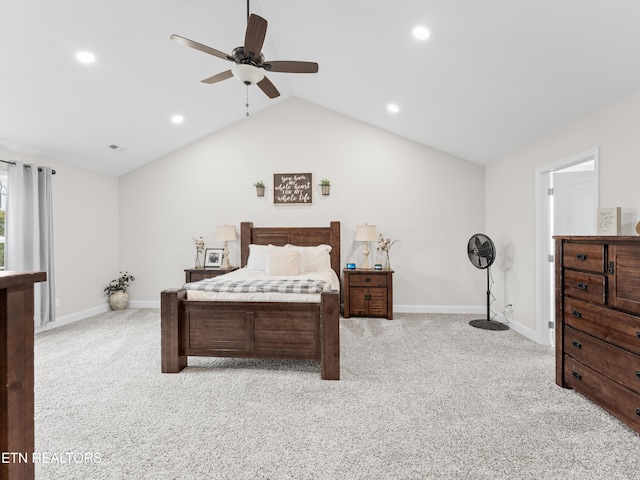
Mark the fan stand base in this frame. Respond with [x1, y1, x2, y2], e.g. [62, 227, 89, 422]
[469, 319, 509, 331]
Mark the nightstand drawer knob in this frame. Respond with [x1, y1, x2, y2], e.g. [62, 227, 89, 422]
[636, 370, 640, 379]
[571, 340, 582, 349]
[365, 278, 372, 282]
[576, 254, 587, 260]
[636, 332, 640, 340]
[572, 370, 582, 381]
[576, 283, 588, 290]
[636, 408, 640, 418]
[572, 310, 582, 318]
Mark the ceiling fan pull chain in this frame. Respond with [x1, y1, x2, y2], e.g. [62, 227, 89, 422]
[246, 85, 250, 116]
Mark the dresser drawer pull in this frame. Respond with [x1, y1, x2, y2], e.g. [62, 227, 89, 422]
[576, 254, 587, 261]
[572, 310, 582, 318]
[365, 278, 372, 282]
[636, 370, 640, 379]
[572, 370, 582, 380]
[636, 408, 640, 418]
[576, 283, 588, 290]
[571, 340, 582, 349]
[637, 332, 640, 340]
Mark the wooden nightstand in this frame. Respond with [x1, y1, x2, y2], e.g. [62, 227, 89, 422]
[184, 267, 238, 283]
[343, 268, 393, 320]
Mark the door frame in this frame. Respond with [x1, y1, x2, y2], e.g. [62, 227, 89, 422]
[534, 148, 599, 345]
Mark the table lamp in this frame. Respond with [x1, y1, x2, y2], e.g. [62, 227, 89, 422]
[355, 224, 377, 269]
[215, 224, 237, 269]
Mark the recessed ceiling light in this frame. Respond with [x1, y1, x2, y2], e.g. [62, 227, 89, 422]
[412, 26, 430, 40]
[171, 115, 184, 124]
[387, 104, 400, 114]
[76, 51, 96, 64]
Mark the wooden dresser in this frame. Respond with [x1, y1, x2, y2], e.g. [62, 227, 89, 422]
[555, 236, 640, 433]
[1, 271, 47, 480]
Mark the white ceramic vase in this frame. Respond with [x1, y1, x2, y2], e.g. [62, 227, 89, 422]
[109, 291, 129, 311]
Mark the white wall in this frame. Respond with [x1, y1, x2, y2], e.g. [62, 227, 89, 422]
[486, 89, 640, 341]
[119, 98, 487, 311]
[0, 147, 119, 324]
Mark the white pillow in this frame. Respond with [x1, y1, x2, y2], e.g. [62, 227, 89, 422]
[246, 244, 269, 270]
[284, 244, 307, 273]
[266, 245, 300, 276]
[286, 244, 332, 272]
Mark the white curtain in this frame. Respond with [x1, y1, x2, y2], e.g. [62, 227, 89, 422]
[5, 161, 56, 325]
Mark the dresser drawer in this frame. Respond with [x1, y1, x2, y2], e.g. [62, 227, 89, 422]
[564, 297, 640, 356]
[564, 356, 640, 432]
[348, 274, 388, 287]
[563, 269, 605, 304]
[564, 327, 640, 394]
[563, 242, 605, 273]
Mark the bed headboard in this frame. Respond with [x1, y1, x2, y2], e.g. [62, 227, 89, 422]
[240, 222, 341, 277]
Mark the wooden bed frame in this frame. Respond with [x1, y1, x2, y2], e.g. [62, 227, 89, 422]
[161, 221, 341, 380]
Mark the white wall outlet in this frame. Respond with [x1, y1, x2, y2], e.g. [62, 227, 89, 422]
[55, 298, 60, 308]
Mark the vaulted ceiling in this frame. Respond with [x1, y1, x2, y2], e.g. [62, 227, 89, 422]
[1, 0, 640, 176]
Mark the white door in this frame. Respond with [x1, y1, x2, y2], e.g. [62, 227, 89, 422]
[553, 170, 597, 236]
[535, 149, 598, 345]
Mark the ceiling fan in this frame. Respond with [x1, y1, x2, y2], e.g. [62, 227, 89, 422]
[170, 2, 318, 99]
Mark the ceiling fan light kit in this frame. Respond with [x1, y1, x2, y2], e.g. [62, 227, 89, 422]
[231, 64, 264, 85]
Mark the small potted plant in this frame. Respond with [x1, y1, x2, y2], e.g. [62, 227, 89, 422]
[254, 181, 265, 197]
[104, 271, 135, 311]
[320, 178, 331, 196]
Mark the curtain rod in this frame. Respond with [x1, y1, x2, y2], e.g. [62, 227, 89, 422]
[0, 158, 56, 175]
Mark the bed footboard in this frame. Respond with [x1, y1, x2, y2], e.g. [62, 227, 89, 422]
[160, 289, 340, 380]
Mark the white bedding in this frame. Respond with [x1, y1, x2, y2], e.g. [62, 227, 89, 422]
[185, 267, 340, 303]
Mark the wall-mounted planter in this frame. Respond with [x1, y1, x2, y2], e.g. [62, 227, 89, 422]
[321, 185, 330, 196]
[256, 186, 265, 197]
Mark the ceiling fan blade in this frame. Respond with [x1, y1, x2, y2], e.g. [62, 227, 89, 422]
[170, 34, 232, 62]
[201, 70, 234, 84]
[244, 14, 267, 58]
[257, 76, 280, 99]
[263, 61, 319, 74]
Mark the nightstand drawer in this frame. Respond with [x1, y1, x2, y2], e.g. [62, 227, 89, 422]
[349, 275, 387, 287]
[185, 267, 237, 283]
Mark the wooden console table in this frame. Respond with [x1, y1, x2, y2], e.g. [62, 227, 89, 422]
[1, 271, 47, 480]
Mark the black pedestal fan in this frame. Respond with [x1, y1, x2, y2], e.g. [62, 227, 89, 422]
[467, 234, 509, 331]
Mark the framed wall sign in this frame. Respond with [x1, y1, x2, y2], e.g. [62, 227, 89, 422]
[273, 173, 313, 205]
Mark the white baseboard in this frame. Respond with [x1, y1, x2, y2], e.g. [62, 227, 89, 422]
[36, 303, 110, 334]
[393, 304, 485, 314]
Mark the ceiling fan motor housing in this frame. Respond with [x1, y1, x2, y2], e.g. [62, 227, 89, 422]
[231, 46, 264, 66]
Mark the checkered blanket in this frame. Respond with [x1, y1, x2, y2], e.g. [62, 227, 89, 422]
[185, 277, 332, 294]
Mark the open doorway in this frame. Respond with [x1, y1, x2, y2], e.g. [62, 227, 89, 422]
[535, 148, 599, 345]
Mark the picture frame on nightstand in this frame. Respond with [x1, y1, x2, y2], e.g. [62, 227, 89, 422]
[204, 248, 224, 268]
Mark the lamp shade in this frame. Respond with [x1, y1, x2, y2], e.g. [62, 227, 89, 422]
[355, 224, 377, 242]
[215, 225, 237, 242]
